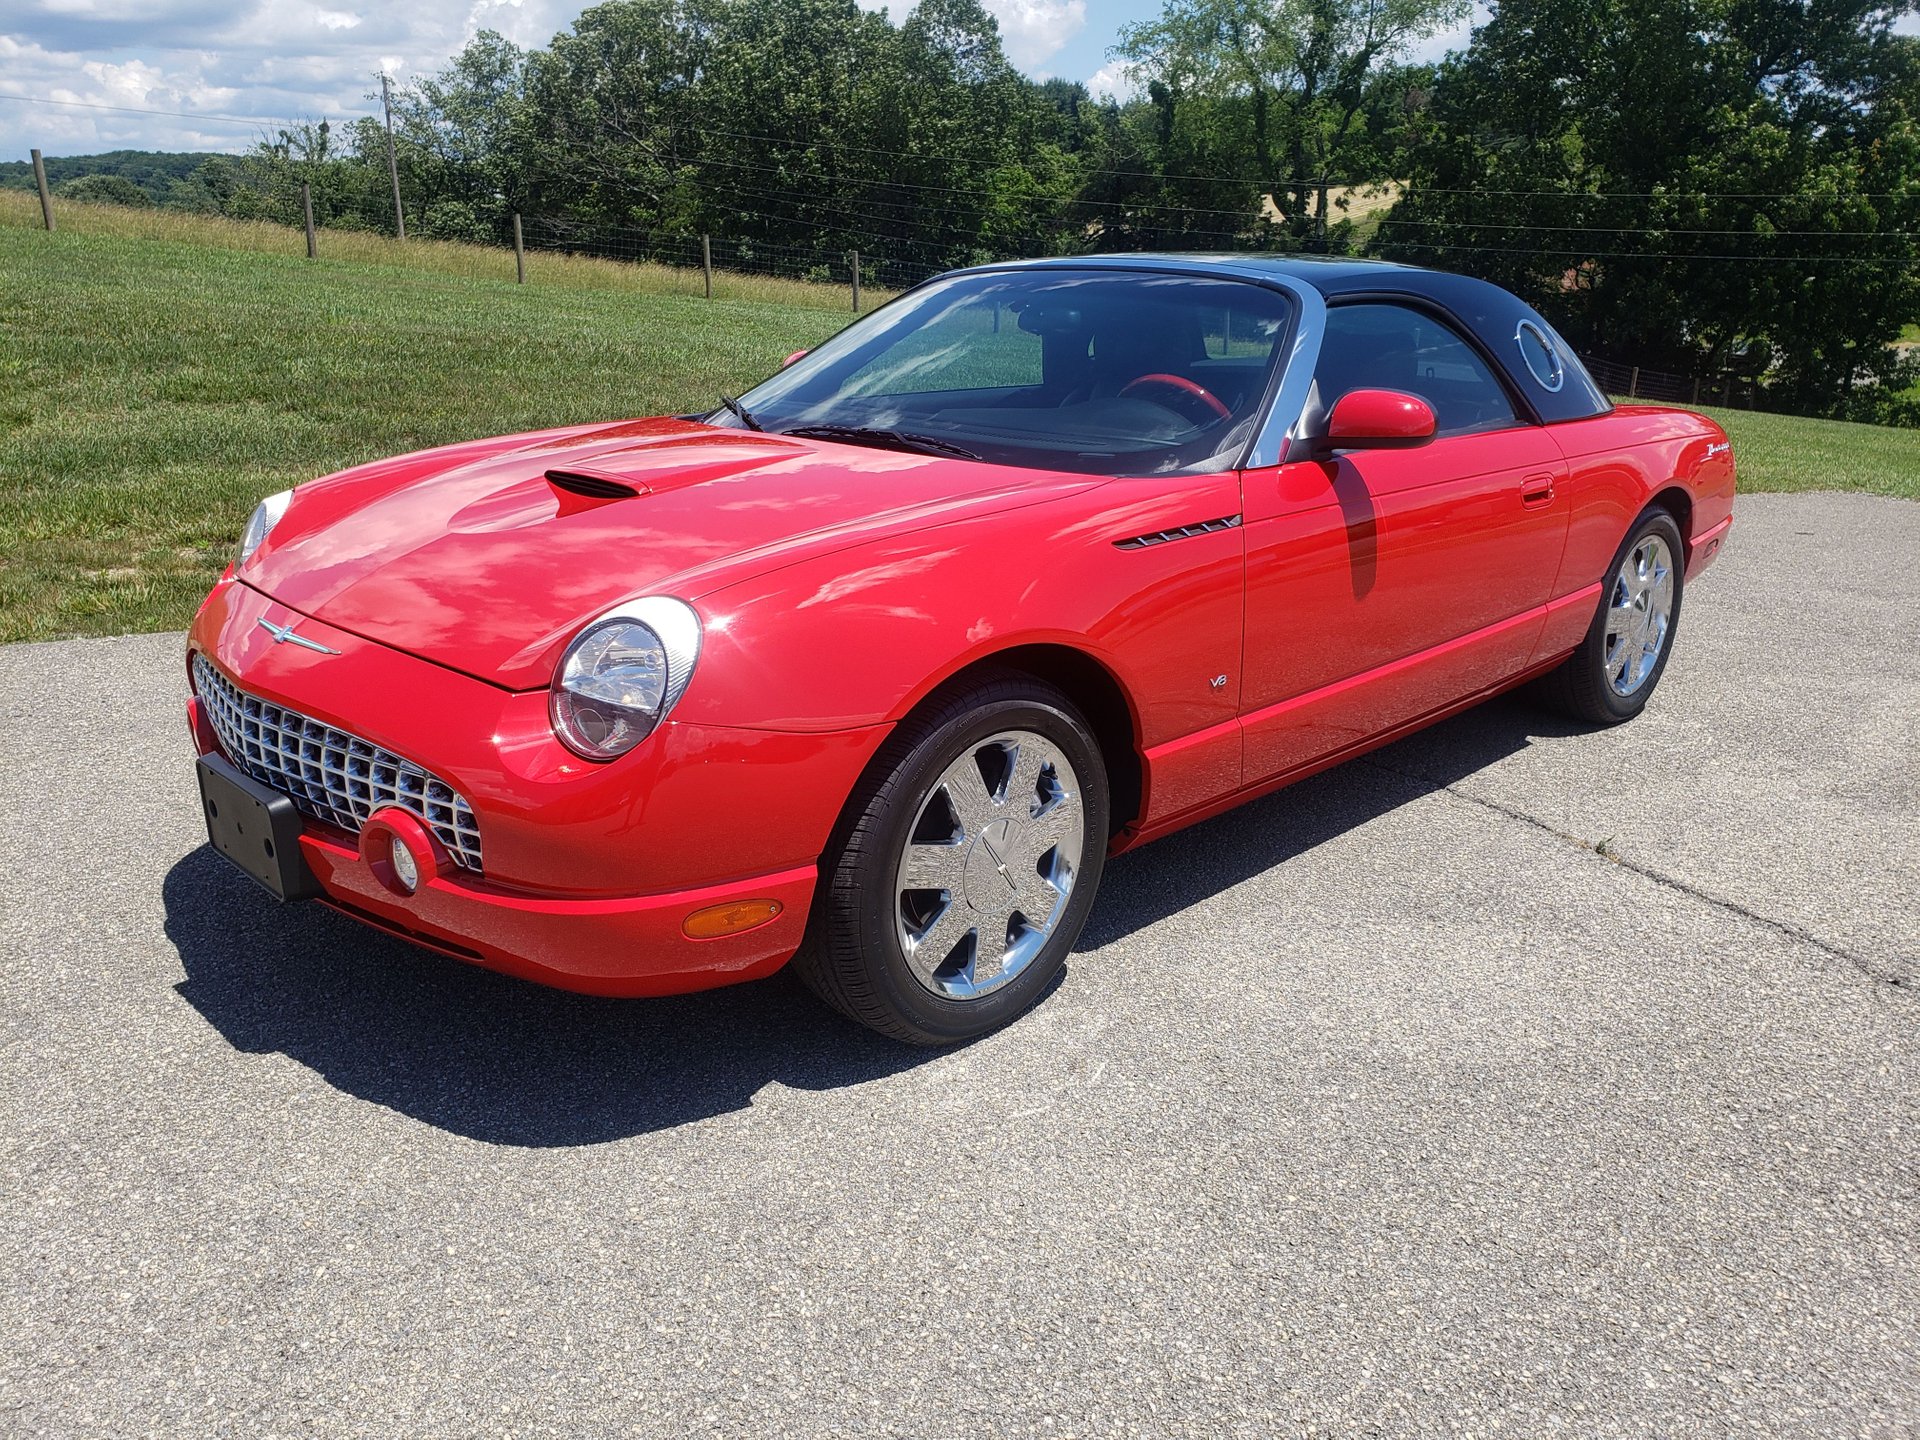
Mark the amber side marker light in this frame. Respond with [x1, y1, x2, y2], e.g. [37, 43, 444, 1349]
[682, 899, 783, 940]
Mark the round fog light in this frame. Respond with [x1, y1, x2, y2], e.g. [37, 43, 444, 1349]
[361, 807, 446, 897]
[388, 839, 420, 894]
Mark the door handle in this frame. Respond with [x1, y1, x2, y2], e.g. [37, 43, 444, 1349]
[1520, 473, 1556, 507]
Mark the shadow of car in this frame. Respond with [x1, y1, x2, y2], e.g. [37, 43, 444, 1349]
[166, 695, 1585, 1146]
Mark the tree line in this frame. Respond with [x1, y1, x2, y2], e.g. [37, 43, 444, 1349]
[15, 0, 1919, 421]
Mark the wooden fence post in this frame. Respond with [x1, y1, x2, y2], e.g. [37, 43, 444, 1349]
[1690, 376, 1700, 405]
[301, 183, 316, 259]
[701, 235, 712, 298]
[30, 149, 54, 232]
[1628, 366, 1640, 399]
[851, 250, 861, 313]
[513, 212, 525, 284]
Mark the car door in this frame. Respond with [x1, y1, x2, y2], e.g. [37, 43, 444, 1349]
[1238, 299, 1572, 782]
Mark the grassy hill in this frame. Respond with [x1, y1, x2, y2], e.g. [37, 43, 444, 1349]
[2, 192, 1914, 643]
[0, 194, 851, 640]
[0, 150, 217, 203]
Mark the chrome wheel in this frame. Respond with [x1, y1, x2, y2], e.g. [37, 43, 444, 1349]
[893, 729, 1085, 1001]
[1604, 532, 1676, 696]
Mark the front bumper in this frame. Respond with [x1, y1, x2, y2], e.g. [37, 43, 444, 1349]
[1684, 513, 1733, 578]
[299, 822, 816, 996]
[187, 577, 886, 996]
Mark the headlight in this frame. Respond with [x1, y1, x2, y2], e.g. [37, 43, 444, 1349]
[550, 597, 702, 760]
[236, 490, 292, 568]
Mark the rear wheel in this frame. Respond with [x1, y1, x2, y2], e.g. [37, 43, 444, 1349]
[1541, 508, 1685, 725]
[795, 674, 1108, 1045]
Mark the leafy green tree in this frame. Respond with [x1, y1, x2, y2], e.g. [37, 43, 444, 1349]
[1116, 0, 1470, 246]
[54, 174, 151, 207]
[1383, 0, 1920, 420]
[387, 32, 531, 235]
[46, 0, 1907, 423]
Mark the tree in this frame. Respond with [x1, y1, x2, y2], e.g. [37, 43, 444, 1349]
[1382, 0, 1920, 420]
[388, 31, 530, 234]
[54, 174, 151, 207]
[1116, 0, 1470, 247]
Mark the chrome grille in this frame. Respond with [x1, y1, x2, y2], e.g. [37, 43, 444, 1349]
[193, 653, 483, 873]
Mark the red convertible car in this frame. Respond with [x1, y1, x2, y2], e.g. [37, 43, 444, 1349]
[187, 256, 1735, 1043]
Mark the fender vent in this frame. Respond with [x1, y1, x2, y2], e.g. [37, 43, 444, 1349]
[546, 468, 645, 499]
[1114, 514, 1242, 550]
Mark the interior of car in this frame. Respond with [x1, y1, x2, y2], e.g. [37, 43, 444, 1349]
[739, 269, 1295, 475]
[1311, 302, 1519, 437]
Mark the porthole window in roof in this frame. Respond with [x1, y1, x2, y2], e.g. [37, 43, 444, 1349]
[1516, 320, 1565, 393]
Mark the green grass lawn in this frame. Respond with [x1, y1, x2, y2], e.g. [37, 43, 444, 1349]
[0, 223, 845, 641]
[1621, 401, 1920, 500]
[2, 216, 1915, 643]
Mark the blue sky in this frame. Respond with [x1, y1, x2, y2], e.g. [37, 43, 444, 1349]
[0, 0, 1478, 163]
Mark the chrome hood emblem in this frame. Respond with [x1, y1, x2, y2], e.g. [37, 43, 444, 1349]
[256, 617, 341, 655]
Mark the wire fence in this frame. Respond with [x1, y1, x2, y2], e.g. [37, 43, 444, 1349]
[7, 150, 1834, 414]
[1583, 357, 1761, 409]
[517, 215, 947, 295]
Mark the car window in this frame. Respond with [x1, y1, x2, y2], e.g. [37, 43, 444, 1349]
[730, 269, 1293, 477]
[1200, 305, 1281, 361]
[1314, 302, 1517, 437]
[841, 295, 1043, 396]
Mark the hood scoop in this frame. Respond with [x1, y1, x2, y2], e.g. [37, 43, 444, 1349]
[546, 467, 647, 500]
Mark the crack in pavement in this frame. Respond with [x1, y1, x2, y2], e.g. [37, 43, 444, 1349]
[1358, 757, 1915, 996]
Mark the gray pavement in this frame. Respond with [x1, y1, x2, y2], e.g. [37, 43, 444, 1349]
[2, 491, 1916, 1437]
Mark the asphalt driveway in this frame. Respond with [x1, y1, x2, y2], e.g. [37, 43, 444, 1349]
[2, 492, 1915, 1437]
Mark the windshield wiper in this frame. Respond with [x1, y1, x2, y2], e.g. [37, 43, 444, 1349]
[780, 424, 981, 460]
[716, 393, 763, 431]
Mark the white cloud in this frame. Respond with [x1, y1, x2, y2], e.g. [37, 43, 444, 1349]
[1085, 58, 1137, 103]
[984, 0, 1085, 69]
[0, 0, 580, 159]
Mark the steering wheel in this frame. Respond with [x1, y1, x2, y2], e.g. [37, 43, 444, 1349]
[1119, 372, 1233, 424]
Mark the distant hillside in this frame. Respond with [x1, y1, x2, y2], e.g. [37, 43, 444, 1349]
[0, 150, 229, 203]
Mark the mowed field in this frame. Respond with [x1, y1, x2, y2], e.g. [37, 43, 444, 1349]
[3, 195, 1916, 643]
[0, 196, 848, 642]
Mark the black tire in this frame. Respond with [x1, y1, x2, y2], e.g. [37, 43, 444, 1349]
[793, 673, 1109, 1045]
[1539, 506, 1687, 725]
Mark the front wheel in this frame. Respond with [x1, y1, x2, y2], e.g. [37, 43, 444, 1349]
[795, 674, 1109, 1045]
[1541, 508, 1686, 725]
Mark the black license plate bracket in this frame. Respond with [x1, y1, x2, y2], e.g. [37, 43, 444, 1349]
[196, 753, 321, 901]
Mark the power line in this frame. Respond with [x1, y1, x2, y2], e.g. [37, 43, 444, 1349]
[641, 150, 1920, 242]
[687, 121, 1920, 201]
[1373, 215, 1920, 241]
[651, 171, 1259, 247]
[10, 89, 1912, 206]
[541, 155, 1920, 252]
[1382, 239, 1917, 265]
[666, 146, 1272, 223]
[0, 89, 365, 132]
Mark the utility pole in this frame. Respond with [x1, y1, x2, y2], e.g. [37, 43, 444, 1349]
[380, 72, 405, 240]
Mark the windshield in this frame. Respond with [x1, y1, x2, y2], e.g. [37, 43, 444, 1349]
[724, 268, 1294, 476]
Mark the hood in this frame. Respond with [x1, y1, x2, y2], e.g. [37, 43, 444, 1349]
[244, 418, 1094, 688]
